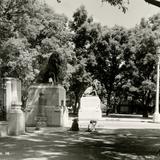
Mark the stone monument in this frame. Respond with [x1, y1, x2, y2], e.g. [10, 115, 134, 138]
[25, 84, 68, 127]
[4, 78, 25, 136]
[78, 86, 102, 120]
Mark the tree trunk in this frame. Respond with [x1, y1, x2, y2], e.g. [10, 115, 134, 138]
[73, 95, 80, 115]
[142, 90, 152, 118]
[73, 101, 77, 115]
[106, 91, 112, 116]
[142, 105, 148, 118]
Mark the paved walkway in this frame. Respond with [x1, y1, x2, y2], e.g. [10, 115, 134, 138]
[70, 114, 160, 129]
[1, 116, 160, 160]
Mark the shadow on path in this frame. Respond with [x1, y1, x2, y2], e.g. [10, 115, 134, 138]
[0, 128, 160, 160]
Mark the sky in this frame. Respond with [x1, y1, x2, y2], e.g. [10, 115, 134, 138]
[45, 0, 160, 28]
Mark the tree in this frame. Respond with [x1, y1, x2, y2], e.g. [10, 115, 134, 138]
[68, 6, 100, 114]
[101, 0, 129, 13]
[0, 0, 41, 84]
[87, 25, 129, 114]
[145, 0, 160, 8]
[69, 64, 92, 114]
[57, 0, 129, 13]
[120, 17, 158, 117]
[0, 0, 72, 107]
[0, 0, 71, 81]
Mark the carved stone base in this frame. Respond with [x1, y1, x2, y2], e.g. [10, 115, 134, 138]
[35, 116, 47, 130]
[8, 106, 25, 136]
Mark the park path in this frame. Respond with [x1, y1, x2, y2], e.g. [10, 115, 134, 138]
[69, 114, 160, 129]
[1, 116, 160, 160]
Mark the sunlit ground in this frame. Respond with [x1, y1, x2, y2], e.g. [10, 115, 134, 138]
[0, 127, 160, 160]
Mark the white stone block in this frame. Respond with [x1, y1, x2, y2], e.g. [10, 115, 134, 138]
[79, 96, 102, 120]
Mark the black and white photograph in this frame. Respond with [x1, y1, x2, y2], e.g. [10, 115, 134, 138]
[0, 0, 160, 159]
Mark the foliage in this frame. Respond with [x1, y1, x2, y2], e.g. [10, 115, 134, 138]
[68, 6, 160, 116]
[87, 25, 129, 111]
[68, 6, 99, 113]
[0, 0, 71, 86]
[101, 0, 129, 13]
[0, 0, 73, 109]
[1, 0, 160, 117]
[120, 18, 158, 117]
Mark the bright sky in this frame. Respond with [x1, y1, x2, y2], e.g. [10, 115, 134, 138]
[45, 0, 160, 28]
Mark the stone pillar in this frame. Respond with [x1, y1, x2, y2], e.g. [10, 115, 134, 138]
[8, 103, 25, 136]
[7, 79, 25, 136]
[153, 50, 160, 122]
[6, 80, 12, 120]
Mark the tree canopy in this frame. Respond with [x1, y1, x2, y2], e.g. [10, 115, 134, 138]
[1, 1, 160, 117]
[101, 0, 129, 12]
[0, 0, 72, 87]
[68, 5, 160, 116]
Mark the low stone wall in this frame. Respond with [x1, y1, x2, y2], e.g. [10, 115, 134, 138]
[0, 121, 8, 137]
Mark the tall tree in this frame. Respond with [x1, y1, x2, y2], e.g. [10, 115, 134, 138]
[0, 0, 71, 83]
[121, 18, 158, 117]
[87, 25, 129, 114]
[69, 6, 101, 114]
[0, 0, 72, 107]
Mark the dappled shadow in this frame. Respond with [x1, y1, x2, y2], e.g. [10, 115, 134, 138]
[0, 128, 160, 160]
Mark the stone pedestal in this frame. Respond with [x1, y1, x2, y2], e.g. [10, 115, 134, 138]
[25, 84, 68, 127]
[8, 103, 25, 136]
[79, 96, 102, 120]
